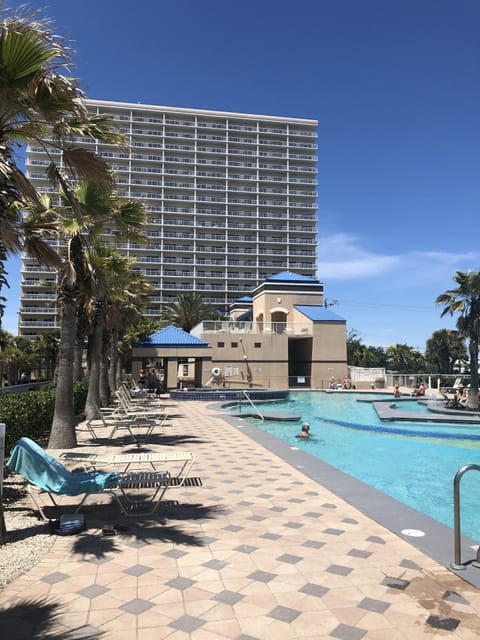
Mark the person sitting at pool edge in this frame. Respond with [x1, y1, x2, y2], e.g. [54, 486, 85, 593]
[457, 387, 468, 407]
[393, 384, 401, 398]
[411, 381, 425, 397]
[296, 422, 311, 438]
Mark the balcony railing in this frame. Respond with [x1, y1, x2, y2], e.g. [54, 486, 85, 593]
[197, 321, 312, 336]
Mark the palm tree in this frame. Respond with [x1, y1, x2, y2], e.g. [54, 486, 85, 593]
[48, 182, 147, 447]
[115, 317, 159, 390]
[84, 248, 149, 418]
[160, 292, 215, 332]
[105, 264, 155, 394]
[346, 329, 386, 368]
[385, 343, 425, 373]
[425, 329, 467, 374]
[32, 330, 60, 380]
[436, 270, 480, 409]
[0, 6, 124, 305]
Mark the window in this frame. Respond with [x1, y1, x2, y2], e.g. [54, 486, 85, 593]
[217, 342, 224, 348]
[254, 342, 261, 348]
[231, 342, 238, 348]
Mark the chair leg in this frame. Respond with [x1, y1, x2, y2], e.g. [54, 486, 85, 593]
[111, 472, 171, 516]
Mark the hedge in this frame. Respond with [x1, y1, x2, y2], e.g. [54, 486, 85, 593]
[0, 379, 88, 453]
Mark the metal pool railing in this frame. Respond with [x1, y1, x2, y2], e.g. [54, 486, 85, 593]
[240, 390, 264, 420]
[451, 463, 480, 570]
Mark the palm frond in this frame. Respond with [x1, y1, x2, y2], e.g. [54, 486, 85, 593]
[0, 21, 58, 86]
[62, 114, 126, 146]
[9, 164, 43, 205]
[23, 236, 62, 268]
[62, 147, 114, 185]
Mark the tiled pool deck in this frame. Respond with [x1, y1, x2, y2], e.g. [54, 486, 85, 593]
[2, 398, 480, 639]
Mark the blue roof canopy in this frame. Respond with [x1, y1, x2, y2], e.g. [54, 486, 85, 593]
[135, 325, 209, 348]
[266, 271, 319, 283]
[294, 305, 345, 322]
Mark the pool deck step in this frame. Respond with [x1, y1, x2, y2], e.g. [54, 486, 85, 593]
[372, 400, 480, 424]
[228, 410, 301, 421]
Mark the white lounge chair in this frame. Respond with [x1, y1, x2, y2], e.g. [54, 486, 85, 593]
[7, 438, 172, 519]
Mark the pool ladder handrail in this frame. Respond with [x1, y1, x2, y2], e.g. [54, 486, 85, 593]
[240, 390, 264, 421]
[451, 463, 480, 570]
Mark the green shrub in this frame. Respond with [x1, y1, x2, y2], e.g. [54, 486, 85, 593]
[1, 379, 89, 452]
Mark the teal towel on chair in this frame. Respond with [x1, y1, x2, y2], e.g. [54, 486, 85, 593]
[7, 437, 119, 496]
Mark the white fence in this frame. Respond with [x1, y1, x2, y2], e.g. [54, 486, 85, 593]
[348, 367, 386, 382]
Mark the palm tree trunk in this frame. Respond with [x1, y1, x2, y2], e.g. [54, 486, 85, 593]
[115, 354, 123, 390]
[48, 300, 77, 449]
[84, 317, 103, 420]
[109, 327, 123, 391]
[468, 339, 479, 409]
[73, 342, 84, 381]
[0, 509, 6, 546]
[100, 329, 111, 406]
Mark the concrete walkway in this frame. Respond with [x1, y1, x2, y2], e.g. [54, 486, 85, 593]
[2, 399, 480, 639]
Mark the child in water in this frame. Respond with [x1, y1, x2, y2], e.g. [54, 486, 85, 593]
[296, 422, 311, 438]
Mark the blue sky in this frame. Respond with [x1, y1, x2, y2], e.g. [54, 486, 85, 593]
[3, 0, 479, 350]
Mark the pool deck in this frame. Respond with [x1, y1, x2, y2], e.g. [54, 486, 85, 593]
[370, 399, 480, 424]
[2, 398, 480, 639]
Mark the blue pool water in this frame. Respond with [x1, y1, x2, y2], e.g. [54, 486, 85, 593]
[246, 392, 480, 540]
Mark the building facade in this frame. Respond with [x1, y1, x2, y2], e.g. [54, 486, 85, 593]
[132, 272, 347, 390]
[20, 101, 318, 337]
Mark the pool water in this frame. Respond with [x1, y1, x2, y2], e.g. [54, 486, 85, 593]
[247, 392, 480, 540]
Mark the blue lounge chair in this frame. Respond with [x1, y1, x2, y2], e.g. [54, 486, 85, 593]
[7, 437, 171, 519]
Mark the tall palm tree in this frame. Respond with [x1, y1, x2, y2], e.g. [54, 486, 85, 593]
[84, 248, 150, 418]
[48, 181, 147, 445]
[436, 270, 480, 409]
[104, 260, 150, 400]
[0, 6, 124, 304]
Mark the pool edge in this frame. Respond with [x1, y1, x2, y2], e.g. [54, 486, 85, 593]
[219, 410, 480, 590]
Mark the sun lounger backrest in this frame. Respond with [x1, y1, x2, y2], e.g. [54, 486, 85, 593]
[7, 437, 118, 496]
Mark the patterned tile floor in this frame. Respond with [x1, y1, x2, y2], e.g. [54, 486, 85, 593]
[2, 399, 480, 639]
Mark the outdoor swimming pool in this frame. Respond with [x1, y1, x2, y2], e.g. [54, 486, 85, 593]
[246, 392, 480, 541]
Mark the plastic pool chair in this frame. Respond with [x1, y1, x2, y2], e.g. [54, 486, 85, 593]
[7, 437, 171, 519]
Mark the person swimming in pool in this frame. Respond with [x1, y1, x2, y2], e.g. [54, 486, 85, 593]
[296, 422, 311, 438]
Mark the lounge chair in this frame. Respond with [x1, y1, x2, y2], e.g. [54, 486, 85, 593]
[84, 409, 160, 443]
[441, 377, 464, 394]
[84, 399, 169, 443]
[440, 391, 464, 410]
[113, 388, 163, 420]
[60, 450, 196, 486]
[7, 437, 171, 519]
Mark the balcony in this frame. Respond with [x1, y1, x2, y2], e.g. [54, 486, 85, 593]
[197, 321, 312, 336]
[19, 320, 59, 328]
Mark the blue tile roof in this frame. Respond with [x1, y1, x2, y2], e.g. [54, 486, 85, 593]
[235, 296, 253, 303]
[294, 305, 345, 322]
[135, 325, 209, 347]
[267, 271, 319, 283]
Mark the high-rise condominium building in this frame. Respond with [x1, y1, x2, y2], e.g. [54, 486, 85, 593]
[20, 100, 318, 337]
